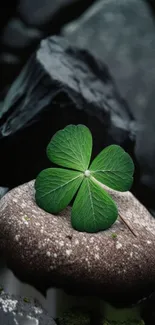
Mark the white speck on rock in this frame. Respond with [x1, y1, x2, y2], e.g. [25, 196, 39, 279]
[95, 253, 100, 260]
[66, 249, 72, 256]
[75, 239, 79, 245]
[32, 209, 37, 214]
[35, 222, 41, 226]
[21, 203, 26, 208]
[27, 316, 39, 325]
[50, 265, 55, 270]
[116, 242, 122, 250]
[59, 241, 64, 247]
[12, 198, 18, 203]
[147, 240, 152, 244]
[23, 220, 29, 226]
[130, 252, 133, 258]
[15, 235, 20, 242]
[133, 244, 139, 248]
[46, 251, 51, 257]
[53, 253, 57, 258]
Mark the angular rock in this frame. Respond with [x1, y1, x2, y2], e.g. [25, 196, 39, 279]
[0, 289, 56, 325]
[63, 0, 155, 197]
[0, 180, 155, 307]
[0, 36, 133, 189]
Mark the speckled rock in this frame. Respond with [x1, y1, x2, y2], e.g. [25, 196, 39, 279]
[0, 288, 56, 324]
[0, 180, 155, 306]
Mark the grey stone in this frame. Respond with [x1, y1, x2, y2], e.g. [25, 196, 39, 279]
[0, 180, 155, 306]
[63, 0, 155, 191]
[0, 289, 56, 325]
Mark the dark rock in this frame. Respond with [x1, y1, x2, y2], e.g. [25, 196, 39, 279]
[0, 52, 22, 91]
[0, 0, 17, 31]
[147, 0, 155, 15]
[63, 0, 155, 206]
[0, 180, 155, 307]
[0, 0, 96, 93]
[142, 292, 155, 325]
[0, 36, 133, 189]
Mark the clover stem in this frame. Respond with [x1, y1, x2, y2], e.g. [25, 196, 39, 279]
[118, 213, 137, 237]
[102, 302, 144, 325]
[90, 175, 137, 237]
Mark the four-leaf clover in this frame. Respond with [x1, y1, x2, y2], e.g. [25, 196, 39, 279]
[35, 124, 134, 233]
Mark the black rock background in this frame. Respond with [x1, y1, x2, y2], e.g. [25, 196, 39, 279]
[0, 0, 96, 93]
[1, 1, 155, 323]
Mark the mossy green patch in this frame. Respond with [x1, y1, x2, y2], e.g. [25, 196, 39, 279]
[23, 297, 30, 303]
[57, 307, 91, 325]
[24, 215, 30, 221]
[102, 319, 145, 325]
[111, 233, 117, 239]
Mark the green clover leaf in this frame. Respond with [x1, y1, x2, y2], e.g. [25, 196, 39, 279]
[89, 145, 134, 191]
[35, 168, 83, 214]
[71, 177, 118, 232]
[35, 124, 134, 233]
[46, 124, 92, 171]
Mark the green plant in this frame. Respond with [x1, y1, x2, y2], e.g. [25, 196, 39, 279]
[57, 307, 91, 325]
[35, 124, 134, 233]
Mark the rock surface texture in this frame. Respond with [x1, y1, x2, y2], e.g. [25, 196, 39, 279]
[0, 289, 56, 325]
[63, 0, 155, 205]
[0, 181, 155, 307]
